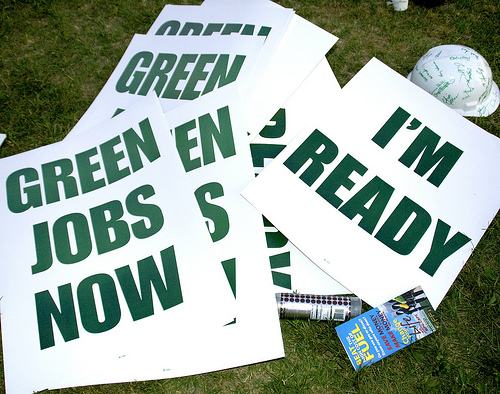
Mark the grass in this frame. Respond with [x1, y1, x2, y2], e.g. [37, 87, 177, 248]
[1, 0, 499, 392]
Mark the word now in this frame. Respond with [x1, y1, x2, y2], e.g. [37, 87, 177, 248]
[35, 246, 183, 350]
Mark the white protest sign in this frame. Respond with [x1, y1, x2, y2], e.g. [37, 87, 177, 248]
[200, 0, 339, 139]
[147, 4, 294, 99]
[0, 97, 235, 393]
[161, 84, 284, 370]
[68, 33, 263, 137]
[68, 83, 284, 374]
[243, 12, 338, 139]
[251, 58, 350, 294]
[242, 58, 500, 309]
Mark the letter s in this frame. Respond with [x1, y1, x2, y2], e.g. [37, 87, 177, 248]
[194, 182, 229, 242]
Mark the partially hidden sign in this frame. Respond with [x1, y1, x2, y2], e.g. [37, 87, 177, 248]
[68, 33, 264, 137]
[251, 58, 350, 294]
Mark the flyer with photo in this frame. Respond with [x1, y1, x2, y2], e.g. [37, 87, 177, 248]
[335, 286, 439, 370]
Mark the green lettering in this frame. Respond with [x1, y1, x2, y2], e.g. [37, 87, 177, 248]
[203, 23, 223, 36]
[41, 159, 78, 204]
[174, 119, 200, 172]
[115, 51, 153, 94]
[126, 184, 164, 239]
[6, 167, 42, 213]
[162, 53, 198, 99]
[399, 126, 463, 187]
[122, 117, 161, 172]
[316, 154, 368, 208]
[250, 143, 285, 170]
[90, 200, 130, 255]
[241, 24, 255, 35]
[339, 176, 395, 234]
[202, 54, 245, 95]
[420, 219, 471, 276]
[35, 284, 79, 350]
[372, 107, 411, 148]
[259, 108, 286, 139]
[76, 147, 106, 194]
[115, 246, 183, 321]
[194, 182, 230, 242]
[77, 274, 121, 334]
[375, 197, 432, 255]
[155, 20, 180, 35]
[179, 22, 203, 36]
[221, 257, 236, 298]
[181, 54, 217, 100]
[284, 129, 339, 186]
[53, 213, 92, 264]
[32, 221, 53, 274]
[199, 105, 236, 165]
[100, 135, 131, 184]
[137, 53, 177, 96]
[221, 24, 242, 35]
[263, 217, 288, 248]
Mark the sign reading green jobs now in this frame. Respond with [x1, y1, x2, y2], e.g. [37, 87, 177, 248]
[0, 97, 235, 393]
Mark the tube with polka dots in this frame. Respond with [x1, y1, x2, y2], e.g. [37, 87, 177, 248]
[275, 293, 362, 321]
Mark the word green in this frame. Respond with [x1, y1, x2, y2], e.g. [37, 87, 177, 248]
[6, 118, 160, 213]
[116, 52, 245, 101]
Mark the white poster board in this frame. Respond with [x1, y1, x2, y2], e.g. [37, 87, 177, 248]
[66, 84, 285, 382]
[242, 11, 338, 139]
[68, 33, 264, 137]
[251, 58, 350, 294]
[242, 58, 500, 309]
[162, 85, 285, 367]
[0, 97, 236, 393]
[147, 3, 295, 99]
[200, 0, 338, 138]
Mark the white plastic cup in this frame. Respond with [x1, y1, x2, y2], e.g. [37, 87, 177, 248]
[389, 0, 409, 11]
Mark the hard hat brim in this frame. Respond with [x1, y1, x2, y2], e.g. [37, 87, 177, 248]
[407, 71, 499, 117]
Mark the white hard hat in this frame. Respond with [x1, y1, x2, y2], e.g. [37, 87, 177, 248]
[408, 45, 499, 117]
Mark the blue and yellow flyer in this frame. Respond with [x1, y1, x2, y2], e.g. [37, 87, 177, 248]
[335, 287, 439, 370]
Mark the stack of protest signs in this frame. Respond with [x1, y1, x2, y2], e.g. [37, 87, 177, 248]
[1, 0, 499, 391]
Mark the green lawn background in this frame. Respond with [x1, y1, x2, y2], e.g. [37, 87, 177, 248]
[0, 0, 499, 392]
